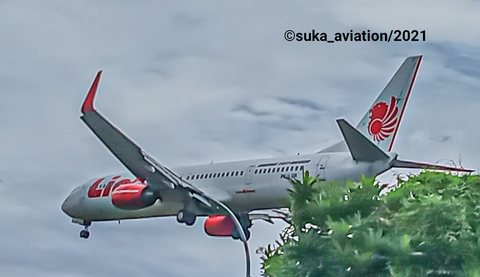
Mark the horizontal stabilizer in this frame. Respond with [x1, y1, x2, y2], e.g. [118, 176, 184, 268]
[392, 159, 474, 172]
[336, 119, 389, 162]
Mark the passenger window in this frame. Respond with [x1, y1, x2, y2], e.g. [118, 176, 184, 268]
[295, 166, 299, 171]
[254, 169, 258, 174]
[240, 171, 244, 175]
[290, 166, 294, 171]
[300, 166, 304, 170]
[221, 173, 225, 177]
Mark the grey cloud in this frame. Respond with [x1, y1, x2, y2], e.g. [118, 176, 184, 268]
[231, 104, 272, 117]
[264, 121, 307, 132]
[276, 97, 327, 112]
[446, 57, 480, 79]
[439, 135, 450, 143]
[428, 42, 480, 79]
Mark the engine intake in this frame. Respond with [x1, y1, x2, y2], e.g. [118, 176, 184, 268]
[111, 184, 157, 210]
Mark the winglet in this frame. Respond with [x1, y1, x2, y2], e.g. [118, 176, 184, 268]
[337, 118, 389, 162]
[81, 70, 103, 114]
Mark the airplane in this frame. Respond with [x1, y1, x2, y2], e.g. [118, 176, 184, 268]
[62, 55, 472, 241]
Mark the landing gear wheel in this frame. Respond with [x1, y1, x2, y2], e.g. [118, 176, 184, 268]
[176, 210, 196, 226]
[176, 210, 186, 223]
[79, 230, 90, 239]
[185, 214, 196, 226]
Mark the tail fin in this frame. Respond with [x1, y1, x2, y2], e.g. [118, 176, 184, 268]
[356, 55, 422, 152]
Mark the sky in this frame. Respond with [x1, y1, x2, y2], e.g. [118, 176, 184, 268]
[1, 1, 480, 276]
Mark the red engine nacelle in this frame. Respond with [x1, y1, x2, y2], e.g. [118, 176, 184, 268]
[204, 215, 235, 237]
[111, 183, 157, 210]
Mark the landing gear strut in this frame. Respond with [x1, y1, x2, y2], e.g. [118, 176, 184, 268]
[79, 221, 91, 239]
[176, 210, 196, 226]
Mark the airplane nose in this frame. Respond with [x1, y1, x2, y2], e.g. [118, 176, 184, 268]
[61, 195, 75, 217]
[62, 187, 83, 218]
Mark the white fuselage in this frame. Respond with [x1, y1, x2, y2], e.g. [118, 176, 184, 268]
[62, 151, 392, 222]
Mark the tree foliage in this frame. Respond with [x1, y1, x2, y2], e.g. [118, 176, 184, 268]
[260, 171, 480, 277]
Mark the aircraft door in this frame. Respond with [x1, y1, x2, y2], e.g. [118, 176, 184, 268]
[317, 156, 329, 180]
[245, 165, 256, 185]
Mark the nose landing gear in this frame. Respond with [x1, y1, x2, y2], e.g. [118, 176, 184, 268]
[78, 220, 91, 239]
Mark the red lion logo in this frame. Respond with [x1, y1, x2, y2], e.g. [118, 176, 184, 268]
[368, 96, 399, 141]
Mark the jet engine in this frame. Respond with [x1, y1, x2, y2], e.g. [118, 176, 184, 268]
[111, 184, 158, 210]
[204, 215, 235, 237]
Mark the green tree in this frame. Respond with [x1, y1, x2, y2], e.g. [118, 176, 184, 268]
[260, 171, 480, 277]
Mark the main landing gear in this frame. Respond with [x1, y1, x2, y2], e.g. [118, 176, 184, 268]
[232, 214, 252, 241]
[79, 221, 91, 239]
[176, 210, 196, 226]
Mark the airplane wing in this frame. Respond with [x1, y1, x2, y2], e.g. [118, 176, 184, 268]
[80, 71, 214, 208]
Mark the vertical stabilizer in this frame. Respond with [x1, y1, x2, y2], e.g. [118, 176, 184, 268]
[356, 55, 422, 152]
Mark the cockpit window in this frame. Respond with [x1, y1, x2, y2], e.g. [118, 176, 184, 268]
[70, 186, 82, 195]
